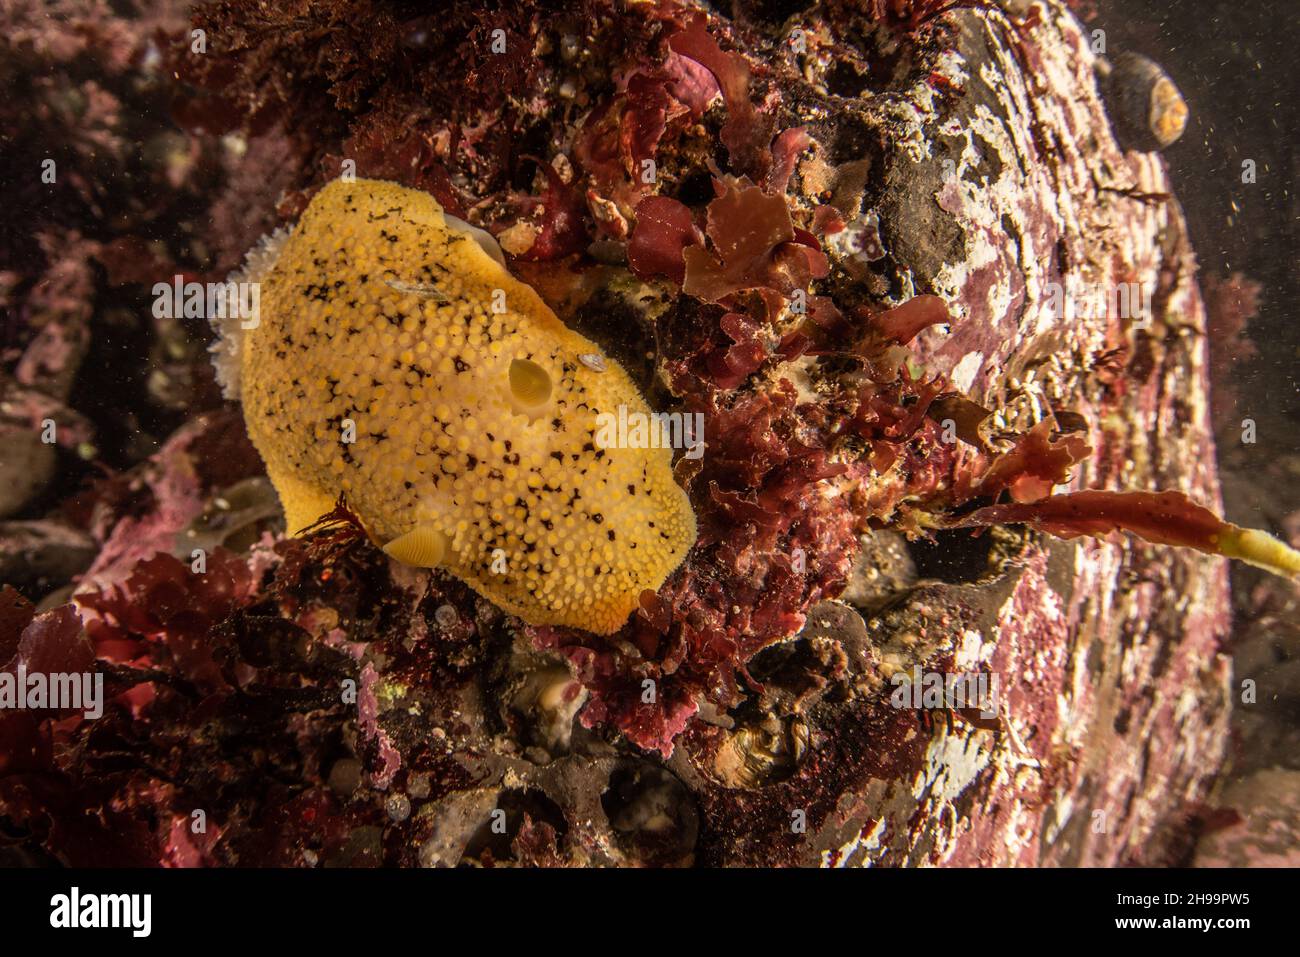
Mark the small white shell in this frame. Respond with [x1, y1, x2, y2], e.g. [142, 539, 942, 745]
[384, 277, 449, 301]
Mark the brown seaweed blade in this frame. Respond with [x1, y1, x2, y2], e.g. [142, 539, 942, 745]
[944, 489, 1300, 579]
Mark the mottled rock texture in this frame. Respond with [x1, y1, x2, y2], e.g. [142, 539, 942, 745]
[744, 2, 1232, 867]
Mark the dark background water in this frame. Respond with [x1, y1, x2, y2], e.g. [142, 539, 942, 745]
[1099, 0, 1296, 417]
[1095, 0, 1300, 803]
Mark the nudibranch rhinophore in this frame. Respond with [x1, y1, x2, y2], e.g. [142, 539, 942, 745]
[211, 178, 697, 635]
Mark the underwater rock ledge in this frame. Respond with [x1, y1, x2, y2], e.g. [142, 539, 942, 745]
[0, 0, 1235, 867]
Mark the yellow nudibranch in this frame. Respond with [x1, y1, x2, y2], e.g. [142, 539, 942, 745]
[213, 178, 696, 635]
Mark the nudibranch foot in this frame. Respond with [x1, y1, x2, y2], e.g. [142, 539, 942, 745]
[265, 464, 339, 539]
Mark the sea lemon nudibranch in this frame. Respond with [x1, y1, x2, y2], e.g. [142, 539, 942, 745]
[213, 178, 697, 635]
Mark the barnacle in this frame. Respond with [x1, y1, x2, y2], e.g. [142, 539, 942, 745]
[215, 178, 697, 635]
